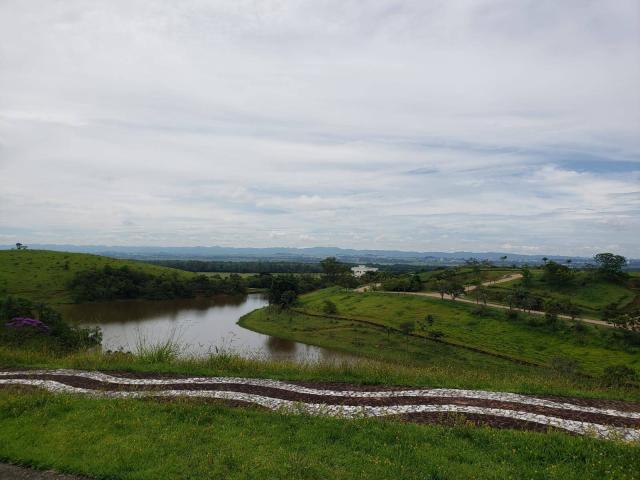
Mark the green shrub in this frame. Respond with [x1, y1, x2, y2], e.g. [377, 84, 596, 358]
[0, 296, 101, 351]
[322, 300, 338, 315]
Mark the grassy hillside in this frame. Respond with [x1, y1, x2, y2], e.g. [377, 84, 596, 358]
[0, 250, 193, 303]
[485, 270, 638, 315]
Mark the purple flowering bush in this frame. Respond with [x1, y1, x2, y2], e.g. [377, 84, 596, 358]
[6, 316, 51, 334]
[1, 296, 101, 350]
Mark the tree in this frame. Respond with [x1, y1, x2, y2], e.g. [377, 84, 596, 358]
[474, 285, 487, 304]
[267, 275, 300, 309]
[542, 261, 573, 286]
[500, 255, 507, 266]
[521, 265, 532, 288]
[594, 253, 627, 280]
[320, 257, 349, 284]
[445, 281, 465, 300]
[435, 280, 447, 300]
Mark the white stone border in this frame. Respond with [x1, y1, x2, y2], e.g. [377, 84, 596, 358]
[1, 369, 638, 419]
[1, 378, 638, 442]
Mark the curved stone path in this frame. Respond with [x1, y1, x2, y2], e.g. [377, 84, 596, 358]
[1, 370, 639, 442]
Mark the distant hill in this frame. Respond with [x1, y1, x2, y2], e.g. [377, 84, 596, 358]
[3, 244, 628, 267]
[0, 249, 192, 303]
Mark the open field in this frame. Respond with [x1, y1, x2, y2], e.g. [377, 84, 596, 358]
[0, 250, 192, 304]
[1, 387, 638, 480]
[292, 288, 639, 377]
[484, 270, 638, 315]
[419, 268, 519, 286]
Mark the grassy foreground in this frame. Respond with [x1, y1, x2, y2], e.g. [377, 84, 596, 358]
[0, 250, 192, 303]
[1, 388, 639, 480]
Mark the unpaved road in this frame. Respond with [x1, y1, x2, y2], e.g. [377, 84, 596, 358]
[356, 273, 614, 329]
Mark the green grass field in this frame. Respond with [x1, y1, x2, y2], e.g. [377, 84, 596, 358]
[484, 270, 638, 315]
[291, 288, 639, 377]
[419, 268, 517, 286]
[240, 308, 640, 400]
[0, 250, 193, 303]
[1, 389, 637, 480]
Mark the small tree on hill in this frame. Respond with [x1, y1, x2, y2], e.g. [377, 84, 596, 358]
[594, 253, 627, 281]
[445, 281, 465, 300]
[268, 275, 300, 309]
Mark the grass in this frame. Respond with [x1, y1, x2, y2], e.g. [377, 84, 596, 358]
[0, 389, 638, 480]
[0, 250, 193, 303]
[1, 339, 638, 401]
[485, 270, 638, 315]
[239, 307, 640, 401]
[293, 288, 640, 377]
[419, 267, 517, 286]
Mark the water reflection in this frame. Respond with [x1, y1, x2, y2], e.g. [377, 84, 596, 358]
[60, 294, 354, 363]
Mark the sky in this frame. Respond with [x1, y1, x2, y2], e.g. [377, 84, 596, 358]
[0, 0, 639, 257]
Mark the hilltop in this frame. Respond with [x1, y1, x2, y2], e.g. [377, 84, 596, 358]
[0, 250, 192, 303]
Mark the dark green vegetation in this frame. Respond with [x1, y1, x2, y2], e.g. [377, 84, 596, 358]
[68, 265, 246, 302]
[0, 297, 100, 351]
[2, 389, 638, 480]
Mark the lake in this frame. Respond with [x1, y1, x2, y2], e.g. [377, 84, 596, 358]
[60, 294, 354, 362]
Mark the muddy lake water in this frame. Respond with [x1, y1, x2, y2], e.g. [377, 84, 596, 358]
[61, 294, 354, 362]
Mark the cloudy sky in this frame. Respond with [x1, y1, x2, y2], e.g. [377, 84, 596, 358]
[1, 1, 639, 256]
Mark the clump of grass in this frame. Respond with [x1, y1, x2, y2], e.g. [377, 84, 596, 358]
[134, 329, 183, 364]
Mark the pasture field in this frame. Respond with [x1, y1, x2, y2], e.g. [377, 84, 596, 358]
[419, 267, 518, 286]
[0, 250, 193, 303]
[294, 288, 639, 377]
[484, 270, 638, 315]
[1, 388, 638, 480]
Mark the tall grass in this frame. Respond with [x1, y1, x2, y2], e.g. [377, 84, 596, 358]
[133, 328, 184, 364]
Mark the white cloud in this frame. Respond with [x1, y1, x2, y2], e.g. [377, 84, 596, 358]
[0, 0, 639, 256]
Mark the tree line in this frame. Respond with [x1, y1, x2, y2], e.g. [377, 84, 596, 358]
[68, 265, 247, 302]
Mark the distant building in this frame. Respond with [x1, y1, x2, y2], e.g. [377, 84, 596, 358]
[351, 265, 378, 277]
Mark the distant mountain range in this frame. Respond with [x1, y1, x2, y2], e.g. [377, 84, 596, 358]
[5, 244, 635, 266]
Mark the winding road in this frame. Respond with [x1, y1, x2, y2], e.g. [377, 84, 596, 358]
[356, 274, 613, 329]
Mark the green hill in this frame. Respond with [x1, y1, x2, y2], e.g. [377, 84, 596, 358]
[485, 270, 638, 317]
[0, 249, 193, 303]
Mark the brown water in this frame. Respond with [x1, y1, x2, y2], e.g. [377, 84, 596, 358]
[60, 294, 354, 362]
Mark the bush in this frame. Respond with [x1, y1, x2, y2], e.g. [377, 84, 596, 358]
[0, 296, 101, 351]
[601, 365, 638, 387]
[322, 300, 338, 315]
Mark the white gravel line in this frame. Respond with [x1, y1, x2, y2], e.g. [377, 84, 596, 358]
[1, 378, 638, 442]
[1, 369, 638, 419]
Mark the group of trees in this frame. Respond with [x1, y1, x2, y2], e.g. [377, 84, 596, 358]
[68, 265, 247, 302]
[382, 274, 422, 292]
[267, 257, 359, 308]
